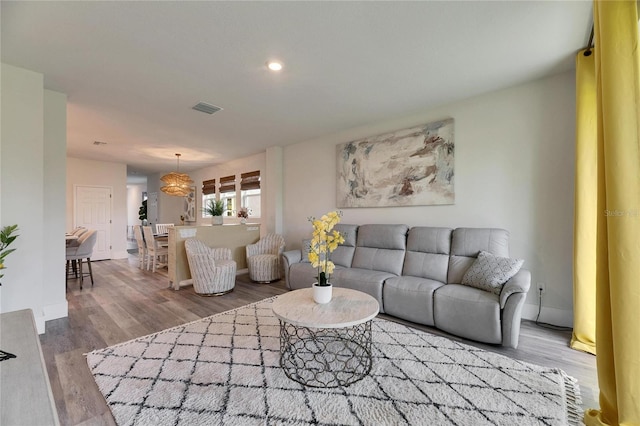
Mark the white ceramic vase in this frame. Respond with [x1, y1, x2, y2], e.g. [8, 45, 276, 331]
[313, 283, 333, 304]
[212, 216, 223, 226]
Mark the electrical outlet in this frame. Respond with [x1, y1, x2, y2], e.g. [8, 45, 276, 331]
[537, 282, 546, 293]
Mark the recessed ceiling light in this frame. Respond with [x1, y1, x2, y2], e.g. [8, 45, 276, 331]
[266, 60, 283, 71]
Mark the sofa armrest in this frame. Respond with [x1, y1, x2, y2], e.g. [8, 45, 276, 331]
[282, 250, 302, 266]
[282, 250, 303, 290]
[500, 269, 531, 308]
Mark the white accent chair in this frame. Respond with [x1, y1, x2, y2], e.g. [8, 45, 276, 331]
[133, 225, 147, 270]
[142, 225, 168, 272]
[246, 233, 285, 283]
[185, 238, 236, 296]
[66, 229, 98, 289]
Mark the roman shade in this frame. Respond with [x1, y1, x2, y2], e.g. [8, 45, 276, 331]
[202, 179, 216, 195]
[240, 171, 260, 190]
[219, 175, 236, 194]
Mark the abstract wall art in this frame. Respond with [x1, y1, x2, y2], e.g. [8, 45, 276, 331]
[183, 187, 196, 222]
[336, 118, 454, 208]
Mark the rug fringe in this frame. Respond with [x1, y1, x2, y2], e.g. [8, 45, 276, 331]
[83, 295, 279, 356]
[560, 370, 584, 426]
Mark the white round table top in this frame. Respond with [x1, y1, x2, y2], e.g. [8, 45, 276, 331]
[272, 288, 380, 328]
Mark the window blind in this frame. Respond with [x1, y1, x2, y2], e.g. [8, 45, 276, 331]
[202, 179, 216, 195]
[240, 170, 261, 190]
[219, 175, 236, 193]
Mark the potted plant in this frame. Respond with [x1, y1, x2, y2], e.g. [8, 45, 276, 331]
[237, 207, 251, 224]
[0, 225, 19, 286]
[204, 199, 225, 225]
[138, 199, 147, 225]
[308, 211, 345, 303]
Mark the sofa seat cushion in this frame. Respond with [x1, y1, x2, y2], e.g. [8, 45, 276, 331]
[383, 276, 445, 326]
[433, 284, 502, 344]
[331, 268, 395, 312]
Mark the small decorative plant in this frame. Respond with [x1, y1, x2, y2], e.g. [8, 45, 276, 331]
[204, 199, 225, 216]
[237, 207, 251, 219]
[0, 225, 20, 286]
[308, 211, 345, 286]
[138, 199, 147, 223]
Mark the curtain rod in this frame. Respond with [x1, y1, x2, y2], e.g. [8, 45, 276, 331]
[583, 24, 594, 57]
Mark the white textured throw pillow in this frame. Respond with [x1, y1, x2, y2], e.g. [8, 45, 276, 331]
[461, 251, 524, 294]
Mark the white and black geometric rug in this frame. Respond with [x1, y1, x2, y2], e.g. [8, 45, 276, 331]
[87, 297, 582, 426]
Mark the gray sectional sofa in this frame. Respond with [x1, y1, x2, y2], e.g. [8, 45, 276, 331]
[282, 224, 531, 348]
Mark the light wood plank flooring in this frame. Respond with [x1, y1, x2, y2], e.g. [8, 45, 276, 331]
[40, 255, 598, 425]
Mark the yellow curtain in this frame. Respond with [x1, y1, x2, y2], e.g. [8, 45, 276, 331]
[572, 48, 597, 355]
[584, 1, 640, 425]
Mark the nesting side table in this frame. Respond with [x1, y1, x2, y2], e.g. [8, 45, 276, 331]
[271, 288, 379, 388]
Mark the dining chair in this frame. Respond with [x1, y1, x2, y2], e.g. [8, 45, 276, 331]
[133, 225, 147, 270]
[66, 229, 98, 289]
[142, 225, 168, 272]
[155, 223, 174, 235]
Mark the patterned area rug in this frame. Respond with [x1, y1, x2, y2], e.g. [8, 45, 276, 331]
[87, 298, 582, 425]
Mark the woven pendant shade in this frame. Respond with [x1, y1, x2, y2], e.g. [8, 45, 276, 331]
[161, 154, 194, 197]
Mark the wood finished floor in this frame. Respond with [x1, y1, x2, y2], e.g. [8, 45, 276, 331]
[40, 255, 599, 425]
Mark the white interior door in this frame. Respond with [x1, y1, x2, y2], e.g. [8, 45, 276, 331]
[75, 185, 112, 261]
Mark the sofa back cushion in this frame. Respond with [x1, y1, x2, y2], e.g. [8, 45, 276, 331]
[403, 227, 452, 282]
[448, 228, 510, 283]
[351, 224, 408, 275]
[330, 224, 359, 268]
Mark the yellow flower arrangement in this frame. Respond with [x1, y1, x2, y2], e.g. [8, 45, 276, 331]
[308, 211, 345, 286]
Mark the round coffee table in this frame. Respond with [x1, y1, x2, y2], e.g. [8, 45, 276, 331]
[271, 287, 379, 388]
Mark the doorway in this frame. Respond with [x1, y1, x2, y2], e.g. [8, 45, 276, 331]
[74, 185, 112, 261]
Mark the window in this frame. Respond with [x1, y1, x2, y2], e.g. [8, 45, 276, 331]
[219, 175, 236, 217]
[201, 179, 216, 218]
[240, 170, 261, 218]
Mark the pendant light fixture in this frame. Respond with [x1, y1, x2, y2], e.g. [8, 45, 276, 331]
[160, 153, 194, 197]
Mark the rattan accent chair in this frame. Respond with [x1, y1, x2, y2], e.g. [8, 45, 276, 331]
[184, 238, 236, 296]
[246, 233, 285, 283]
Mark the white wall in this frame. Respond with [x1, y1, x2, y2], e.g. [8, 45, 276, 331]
[66, 157, 128, 259]
[283, 71, 576, 326]
[0, 64, 68, 332]
[43, 89, 69, 321]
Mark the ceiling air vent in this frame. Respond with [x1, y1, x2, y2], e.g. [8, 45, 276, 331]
[192, 102, 223, 115]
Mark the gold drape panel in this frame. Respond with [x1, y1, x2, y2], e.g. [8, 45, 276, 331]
[584, 1, 640, 425]
[571, 49, 597, 355]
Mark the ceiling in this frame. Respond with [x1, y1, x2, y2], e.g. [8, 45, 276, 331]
[1, 1, 592, 177]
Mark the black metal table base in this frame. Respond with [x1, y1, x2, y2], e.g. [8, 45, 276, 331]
[278, 320, 373, 388]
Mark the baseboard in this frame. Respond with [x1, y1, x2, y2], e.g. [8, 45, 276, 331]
[37, 301, 69, 334]
[521, 303, 573, 328]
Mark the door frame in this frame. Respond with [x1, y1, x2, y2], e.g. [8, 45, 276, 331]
[73, 184, 113, 260]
